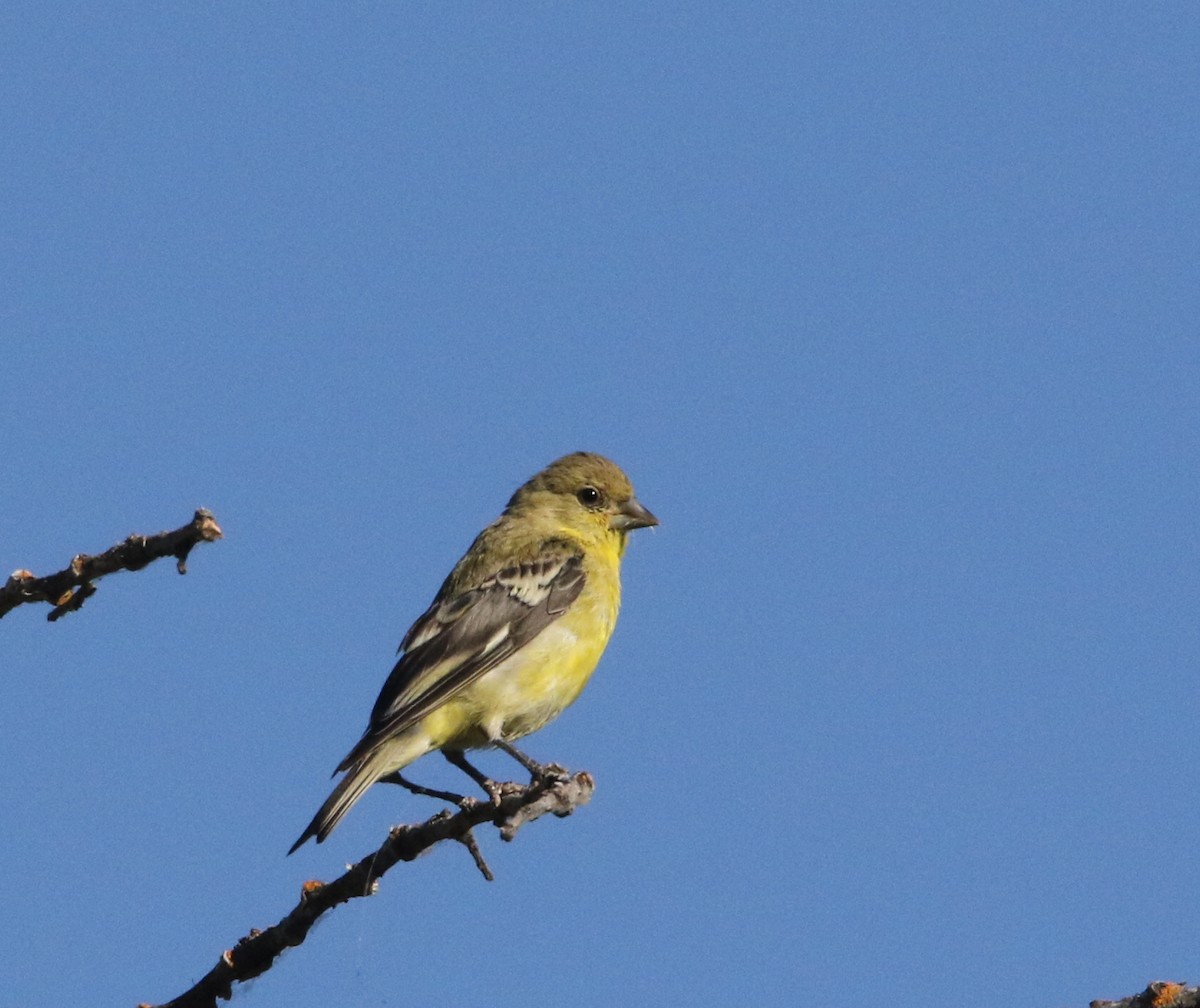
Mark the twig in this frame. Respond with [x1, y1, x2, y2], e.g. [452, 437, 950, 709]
[457, 827, 494, 881]
[1, 509, 223, 622]
[140, 769, 595, 1008]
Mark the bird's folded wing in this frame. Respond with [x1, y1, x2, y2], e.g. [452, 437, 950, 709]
[337, 550, 585, 771]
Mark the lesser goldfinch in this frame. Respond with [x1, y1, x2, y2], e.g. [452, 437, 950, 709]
[289, 452, 657, 853]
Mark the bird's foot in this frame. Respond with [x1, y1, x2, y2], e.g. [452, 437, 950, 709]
[494, 740, 569, 786]
[378, 771, 480, 810]
[443, 749, 504, 806]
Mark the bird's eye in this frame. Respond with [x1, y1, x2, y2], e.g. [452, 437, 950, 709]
[576, 485, 603, 508]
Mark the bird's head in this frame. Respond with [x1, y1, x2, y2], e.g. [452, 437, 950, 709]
[507, 452, 658, 543]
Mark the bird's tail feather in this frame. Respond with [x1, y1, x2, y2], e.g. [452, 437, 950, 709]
[288, 737, 426, 855]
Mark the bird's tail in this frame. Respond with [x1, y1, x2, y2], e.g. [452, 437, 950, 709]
[288, 735, 428, 855]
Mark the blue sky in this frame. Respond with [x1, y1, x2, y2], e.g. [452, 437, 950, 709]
[3, 5, 1198, 1006]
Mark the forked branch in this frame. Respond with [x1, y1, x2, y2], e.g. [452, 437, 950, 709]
[140, 769, 595, 1008]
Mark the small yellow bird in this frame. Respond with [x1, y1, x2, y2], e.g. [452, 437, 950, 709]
[289, 452, 657, 853]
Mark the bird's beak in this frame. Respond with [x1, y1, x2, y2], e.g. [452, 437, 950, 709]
[610, 497, 658, 531]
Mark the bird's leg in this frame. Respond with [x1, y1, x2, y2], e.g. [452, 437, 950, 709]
[443, 749, 503, 804]
[493, 739, 565, 782]
[378, 771, 471, 807]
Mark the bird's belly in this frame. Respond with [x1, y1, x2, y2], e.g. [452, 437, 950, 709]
[437, 620, 611, 748]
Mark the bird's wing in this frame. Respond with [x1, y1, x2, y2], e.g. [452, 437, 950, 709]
[337, 549, 585, 771]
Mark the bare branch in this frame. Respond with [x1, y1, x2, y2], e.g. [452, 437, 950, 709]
[1090, 981, 1199, 1008]
[1, 509, 223, 622]
[140, 769, 594, 1008]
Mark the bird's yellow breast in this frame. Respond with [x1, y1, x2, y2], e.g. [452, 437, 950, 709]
[423, 535, 623, 750]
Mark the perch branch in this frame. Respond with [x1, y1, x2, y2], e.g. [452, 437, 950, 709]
[140, 768, 594, 1008]
[1, 509, 222, 622]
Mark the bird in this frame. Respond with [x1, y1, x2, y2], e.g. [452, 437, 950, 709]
[288, 451, 657, 854]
